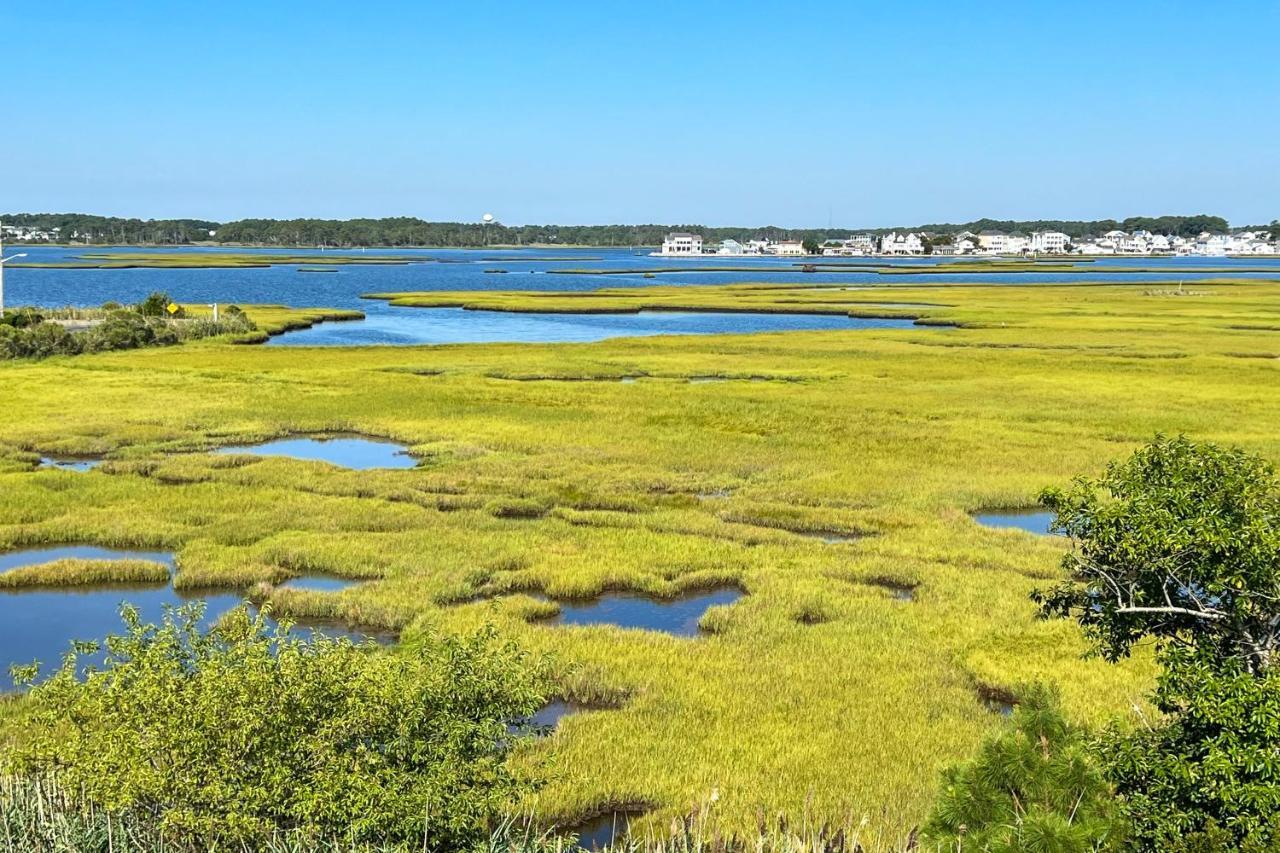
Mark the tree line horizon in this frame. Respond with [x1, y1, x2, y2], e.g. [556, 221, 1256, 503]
[4, 212, 1273, 249]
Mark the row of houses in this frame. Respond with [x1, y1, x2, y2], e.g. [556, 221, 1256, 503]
[661, 228, 1278, 258]
[1, 224, 62, 242]
[658, 234, 807, 256]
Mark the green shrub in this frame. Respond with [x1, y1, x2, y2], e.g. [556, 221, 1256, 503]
[136, 291, 177, 317]
[5, 604, 551, 849]
[0, 308, 44, 328]
[1036, 436, 1280, 850]
[923, 684, 1125, 852]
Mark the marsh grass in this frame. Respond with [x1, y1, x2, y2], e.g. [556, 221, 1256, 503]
[0, 559, 169, 589]
[0, 280, 1276, 845]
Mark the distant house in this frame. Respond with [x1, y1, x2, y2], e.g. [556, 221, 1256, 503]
[717, 239, 745, 255]
[1030, 231, 1070, 253]
[769, 239, 806, 256]
[977, 231, 1008, 254]
[822, 234, 877, 256]
[660, 233, 704, 256]
[881, 232, 924, 255]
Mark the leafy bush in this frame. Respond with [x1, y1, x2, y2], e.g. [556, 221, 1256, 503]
[1101, 649, 1280, 852]
[0, 308, 44, 328]
[5, 604, 551, 849]
[923, 684, 1125, 852]
[0, 300, 257, 361]
[136, 291, 178, 317]
[1034, 436, 1280, 850]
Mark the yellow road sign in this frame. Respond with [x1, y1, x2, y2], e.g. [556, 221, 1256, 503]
[166, 302, 180, 315]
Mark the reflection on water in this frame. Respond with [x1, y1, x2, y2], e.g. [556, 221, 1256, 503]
[564, 808, 647, 851]
[215, 436, 417, 470]
[39, 456, 102, 472]
[0, 546, 388, 684]
[973, 510, 1056, 536]
[545, 587, 743, 636]
[267, 307, 915, 347]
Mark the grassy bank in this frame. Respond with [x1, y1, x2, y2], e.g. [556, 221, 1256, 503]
[0, 280, 1277, 844]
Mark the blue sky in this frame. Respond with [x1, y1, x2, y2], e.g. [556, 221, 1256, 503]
[7, 1, 1278, 227]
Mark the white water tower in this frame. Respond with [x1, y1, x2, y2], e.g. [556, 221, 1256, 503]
[482, 213, 494, 247]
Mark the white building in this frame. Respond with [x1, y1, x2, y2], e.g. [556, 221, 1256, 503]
[1030, 231, 1070, 254]
[660, 232, 704, 256]
[880, 232, 924, 255]
[717, 239, 745, 255]
[770, 239, 806, 256]
[977, 231, 1009, 254]
[821, 234, 877, 256]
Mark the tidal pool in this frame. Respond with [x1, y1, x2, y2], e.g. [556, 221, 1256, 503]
[39, 456, 102, 472]
[278, 575, 360, 592]
[973, 509, 1056, 536]
[545, 587, 742, 636]
[215, 436, 417, 470]
[564, 808, 647, 851]
[0, 547, 388, 684]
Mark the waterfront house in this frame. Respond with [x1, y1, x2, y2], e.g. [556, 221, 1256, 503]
[881, 232, 925, 255]
[717, 239, 745, 255]
[1030, 231, 1070, 253]
[660, 233, 704, 256]
[770, 239, 806, 256]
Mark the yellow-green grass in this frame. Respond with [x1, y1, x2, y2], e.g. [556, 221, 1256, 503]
[10, 252, 430, 270]
[182, 303, 365, 344]
[0, 281, 1278, 845]
[0, 558, 169, 589]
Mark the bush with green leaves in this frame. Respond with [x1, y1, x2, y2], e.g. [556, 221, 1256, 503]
[923, 684, 1125, 852]
[1035, 435, 1280, 851]
[0, 296, 257, 360]
[5, 604, 551, 850]
[136, 290, 179, 317]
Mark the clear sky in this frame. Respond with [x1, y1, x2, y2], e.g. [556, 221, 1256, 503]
[7, 1, 1278, 227]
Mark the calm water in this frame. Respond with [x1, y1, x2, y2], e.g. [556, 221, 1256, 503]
[546, 587, 742, 636]
[8, 247, 1278, 345]
[0, 546, 385, 684]
[973, 510, 1057, 536]
[565, 809, 646, 851]
[215, 437, 417, 469]
[39, 456, 102, 472]
[278, 575, 359, 592]
[267, 307, 910, 346]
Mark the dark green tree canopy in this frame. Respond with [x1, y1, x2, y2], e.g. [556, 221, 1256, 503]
[1035, 435, 1280, 675]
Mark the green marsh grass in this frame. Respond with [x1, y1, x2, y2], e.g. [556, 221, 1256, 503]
[0, 282, 1277, 845]
[0, 559, 169, 589]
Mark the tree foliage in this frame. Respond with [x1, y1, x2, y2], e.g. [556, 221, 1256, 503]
[923, 684, 1125, 852]
[5, 605, 551, 849]
[1034, 435, 1280, 674]
[1102, 648, 1280, 851]
[1034, 436, 1280, 850]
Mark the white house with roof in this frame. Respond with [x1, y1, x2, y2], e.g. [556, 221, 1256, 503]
[659, 232, 704, 256]
[717, 239, 745, 255]
[880, 232, 924, 255]
[822, 234, 878, 256]
[769, 239, 806, 256]
[977, 231, 1009, 254]
[1030, 231, 1070, 253]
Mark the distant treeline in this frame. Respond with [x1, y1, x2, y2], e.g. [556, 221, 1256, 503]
[2, 212, 1257, 248]
[2, 213, 219, 245]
